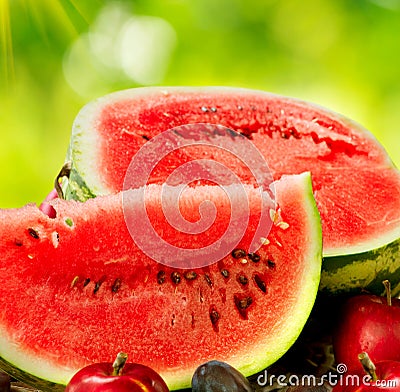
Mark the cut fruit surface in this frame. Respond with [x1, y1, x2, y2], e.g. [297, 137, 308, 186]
[64, 87, 400, 294]
[0, 172, 321, 391]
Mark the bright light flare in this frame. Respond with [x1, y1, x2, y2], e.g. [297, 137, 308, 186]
[63, 2, 177, 97]
[0, 0, 90, 87]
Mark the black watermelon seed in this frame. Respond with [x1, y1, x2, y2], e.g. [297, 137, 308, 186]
[237, 275, 248, 286]
[248, 253, 260, 263]
[184, 271, 198, 281]
[157, 270, 166, 284]
[141, 135, 150, 141]
[209, 305, 220, 332]
[237, 296, 252, 309]
[111, 278, 122, 293]
[254, 275, 267, 293]
[93, 275, 107, 294]
[83, 278, 91, 287]
[220, 269, 229, 278]
[15, 239, 23, 246]
[234, 295, 253, 319]
[239, 131, 252, 140]
[232, 248, 246, 259]
[28, 228, 39, 240]
[267, 259, 276, 269]
[171, 271, 181, 284]
[204, 274, 213, 287]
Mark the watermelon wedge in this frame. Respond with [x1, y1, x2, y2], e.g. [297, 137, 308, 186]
[64, 87, 400, 294]
[0, 173, 321, 391]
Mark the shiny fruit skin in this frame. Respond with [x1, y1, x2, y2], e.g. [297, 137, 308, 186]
[333, 295, 400, 372]
[191, 360, 252, 392]
[65, 362, 169, 392]
[333, 360, 400, 391]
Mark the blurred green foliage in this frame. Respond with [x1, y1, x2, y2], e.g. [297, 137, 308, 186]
[1, 0, 400, 207]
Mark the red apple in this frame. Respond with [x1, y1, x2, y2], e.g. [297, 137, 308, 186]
[333, 353, 400, 391]
[333, 281, 400, 372]
[65, 352, 170, 392]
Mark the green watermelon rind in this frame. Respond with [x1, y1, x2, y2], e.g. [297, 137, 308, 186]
[64, 169, 96, 201]
[65, 92, 115, 199]
[0, 356, 64, 392]
[320, 236, 400, 296]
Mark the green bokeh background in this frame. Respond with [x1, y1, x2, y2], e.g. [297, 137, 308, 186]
[1, 0, 400, 208]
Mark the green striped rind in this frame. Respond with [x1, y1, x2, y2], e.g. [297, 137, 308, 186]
[320, 237, 400, 296]
[64, 168, 96, 201]
[64, 93, 110, 199]
[0, 356, 64, 392]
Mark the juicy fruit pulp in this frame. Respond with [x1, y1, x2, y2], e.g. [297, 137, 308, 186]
[64, 87, 400, 294]
[0, 173, 321, 390]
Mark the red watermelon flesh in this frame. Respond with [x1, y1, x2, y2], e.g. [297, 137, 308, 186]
[0, 173, 321, 390]
[66, 87, 400, 258]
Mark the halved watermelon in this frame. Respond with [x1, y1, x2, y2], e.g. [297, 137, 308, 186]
[64, 87, 400, 294]
[0, 173, 321, 391]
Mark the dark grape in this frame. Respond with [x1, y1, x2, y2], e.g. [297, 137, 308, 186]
[191, 360, 253, 392]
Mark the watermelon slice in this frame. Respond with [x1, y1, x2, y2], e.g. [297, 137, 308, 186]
[64, 87, 400, 294]
[0, 173, 321, 391]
